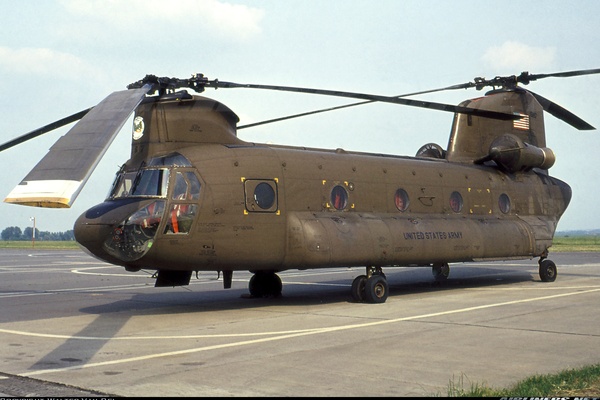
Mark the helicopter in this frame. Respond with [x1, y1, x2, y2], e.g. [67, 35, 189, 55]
[2, 68, 598, 303]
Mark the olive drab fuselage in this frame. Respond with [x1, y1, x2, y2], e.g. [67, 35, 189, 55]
[74, 90, 571, 277]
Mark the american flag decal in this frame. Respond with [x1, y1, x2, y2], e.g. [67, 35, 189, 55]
[513, 114, 530, 130]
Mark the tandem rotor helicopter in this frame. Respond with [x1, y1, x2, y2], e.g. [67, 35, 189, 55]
[2, 68, 598, 303]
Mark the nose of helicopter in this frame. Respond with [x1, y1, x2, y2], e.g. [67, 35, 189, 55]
[74, 199, 166, 264]
[74, 215, 116, 260]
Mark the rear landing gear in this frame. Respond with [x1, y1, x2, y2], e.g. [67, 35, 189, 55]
[539, 258, 557, 282]
[248, 271, 283, 297]
[351, 275, 367, 302]
[351, 266, 389, 303]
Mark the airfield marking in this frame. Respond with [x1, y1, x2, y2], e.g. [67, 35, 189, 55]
[466, 285, 600, 291]
[12, 286, 600, 378]
[26, 253, 84, 258]
[70, 266, 156, 278]
[0, 292, 56, 299]
[0, 326, 324, 341]
[0, 283, 153, 297]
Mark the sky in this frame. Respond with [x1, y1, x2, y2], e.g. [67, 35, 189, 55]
[1, 0, 599, 233]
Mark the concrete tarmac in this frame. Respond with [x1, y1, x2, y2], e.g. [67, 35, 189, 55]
[0, 248, 598, 396]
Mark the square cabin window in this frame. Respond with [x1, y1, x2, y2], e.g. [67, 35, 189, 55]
[244, 179, 278, 213]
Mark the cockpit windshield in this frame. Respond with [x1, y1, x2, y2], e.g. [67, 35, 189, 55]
[107, 152, 193, 200]
[108, 169, 169, 199]
[132, 169, 169, 197]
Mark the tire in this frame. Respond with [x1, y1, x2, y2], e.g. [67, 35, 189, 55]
[351, 275, 367, 302]
[249, 273, 266, 297]
[364, 275, 389, 304]
[249, 271, 282, 297]
[267, 273, 283, 297]
[539, 259, 557, 282]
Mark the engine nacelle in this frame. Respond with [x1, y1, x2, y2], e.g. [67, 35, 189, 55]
[488, 134, 555, 173]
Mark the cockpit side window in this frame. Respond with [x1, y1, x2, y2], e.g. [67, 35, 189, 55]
[171, 171, 202, 200]
[187, 172, 201, 200]
[163, 204, 198, 234]
[172, 172, 188, 200]
[164, 169, 202, 234]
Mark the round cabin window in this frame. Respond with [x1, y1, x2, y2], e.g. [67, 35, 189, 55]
[499, 193, 511, 214]
[331, 185, 349, 210]
[449, 191, 463, 213]
[394, 188, 409, 212]
[254, 182, 275, 209]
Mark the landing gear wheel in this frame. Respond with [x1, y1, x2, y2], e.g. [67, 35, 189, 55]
[539, 259, 557, 282]
[432, 263, 450, 281]
[249, 271, 283, 297]
[364, 274, 389, 304]
[268, 273, 283, 296]
[351, 275, 367, 302]
[248, 273, 265, 297]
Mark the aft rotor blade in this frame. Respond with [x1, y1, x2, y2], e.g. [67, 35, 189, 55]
[4, 84, 152, 208]
[0, 108, 92, 152]
[528, 89, 595, 130]
[212, 81, 518, 121]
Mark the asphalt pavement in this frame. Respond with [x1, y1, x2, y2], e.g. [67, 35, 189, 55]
[0, 249, 598, 396]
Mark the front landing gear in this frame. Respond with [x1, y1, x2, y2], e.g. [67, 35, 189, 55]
[539, 258, 557, 282]
[351, 266, 389, 304]
[432, 262, 450, 281]
[248, 271, 282, 298]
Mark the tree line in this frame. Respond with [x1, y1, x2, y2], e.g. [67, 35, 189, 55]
[1, 226, 75, 241]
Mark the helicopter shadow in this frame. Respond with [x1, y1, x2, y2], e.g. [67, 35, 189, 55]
[79, 264, 537, 315]
[28, 312, 130, 373]
[27, 265, 535, 373]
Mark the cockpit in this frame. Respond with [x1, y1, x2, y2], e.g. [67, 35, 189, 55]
[92, 152, 202, 262]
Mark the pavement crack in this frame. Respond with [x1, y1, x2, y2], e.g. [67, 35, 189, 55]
[417, 320, 600, 338]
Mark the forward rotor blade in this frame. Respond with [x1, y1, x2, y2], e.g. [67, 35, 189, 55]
[0, 108, 92, 152]
[527, 67, 600, 82]
[238, 84, 477, 130]
[238, 102, 364, 129]
[528, 89, 595, 130]
[4, 84, 152, 208]
[212, 81, 519, 121]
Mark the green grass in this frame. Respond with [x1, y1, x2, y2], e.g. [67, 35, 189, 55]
[446, 364, 600, 397]
[0, 240, 80, 250]
[552, 235, 600, 252]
